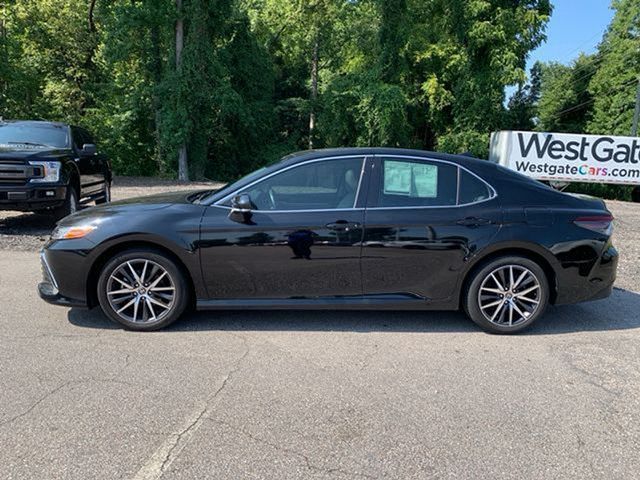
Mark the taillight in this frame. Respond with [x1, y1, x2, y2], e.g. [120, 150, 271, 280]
[573, 214, 613, 236]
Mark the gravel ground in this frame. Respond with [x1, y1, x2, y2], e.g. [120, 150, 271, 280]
[608, 200, 640, 292]
[0, 178, 638, 290]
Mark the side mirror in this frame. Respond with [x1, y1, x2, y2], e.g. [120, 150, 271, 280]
[81, 143, 97, 156]
[229, 193, 253, 223]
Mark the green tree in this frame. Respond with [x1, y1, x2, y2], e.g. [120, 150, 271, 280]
[506, 62, 542, 131]
[0, 0, 552, 178]
[413, 0, 551, 156]
[537, 54, 597, 133]
[588, 0, 640, 136]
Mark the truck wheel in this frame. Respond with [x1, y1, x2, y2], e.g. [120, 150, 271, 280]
[632, 186, 640, 203]
[96, 182, 111, 205]
[53, 187, 79, 221]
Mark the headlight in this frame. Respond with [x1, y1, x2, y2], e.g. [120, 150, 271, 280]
[51, 224, 97, 240]
[29, 160, 61, 183]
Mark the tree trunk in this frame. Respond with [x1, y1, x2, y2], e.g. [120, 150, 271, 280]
[0, 1, 7, 104]
[308, 38, 319, 150]
[176, 0, 189, 181]
[150, 18, 164, 174]
[632, 77, 640, 136]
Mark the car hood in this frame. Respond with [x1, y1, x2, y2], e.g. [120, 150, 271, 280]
[0, 147, 70, 162]
[57, 190, 204, 226]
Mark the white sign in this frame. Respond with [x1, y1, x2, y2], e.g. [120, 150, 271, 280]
[489, 131, 640, 185]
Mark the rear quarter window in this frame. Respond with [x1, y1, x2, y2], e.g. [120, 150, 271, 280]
[459, 170, 492, 204]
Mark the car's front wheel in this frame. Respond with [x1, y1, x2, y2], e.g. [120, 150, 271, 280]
[464, 256, 549, 334]
[97, 249, 189, 331]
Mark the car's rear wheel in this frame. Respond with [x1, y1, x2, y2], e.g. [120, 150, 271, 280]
[464, 256, 549, 334]
[97, 249, 189, 331]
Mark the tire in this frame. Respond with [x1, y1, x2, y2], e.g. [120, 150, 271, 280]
[97, 249, 189, 331]
[632, 186, 640, 203]
[95, 181, 111, 205]
[53, 186, 79, 221]
[463, 256, 549, 334]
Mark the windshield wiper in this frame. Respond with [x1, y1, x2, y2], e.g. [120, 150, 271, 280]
[191, 190, 213, 204]
[6, 141, 52, 147]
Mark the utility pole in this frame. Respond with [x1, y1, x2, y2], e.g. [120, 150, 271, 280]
[632, 77, 640, 136]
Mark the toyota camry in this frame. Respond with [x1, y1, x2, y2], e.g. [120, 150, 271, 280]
[38, 148, 618, 333]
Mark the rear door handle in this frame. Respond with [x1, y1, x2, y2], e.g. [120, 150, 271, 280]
[326, 220, 361, 232]
[456, 217, 492, 227]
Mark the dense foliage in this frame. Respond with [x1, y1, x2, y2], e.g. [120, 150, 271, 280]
[1, 0, 555, 181]
[4, 1, 639, 201]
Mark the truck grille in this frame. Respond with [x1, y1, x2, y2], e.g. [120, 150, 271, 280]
[0, 163, 29, 185]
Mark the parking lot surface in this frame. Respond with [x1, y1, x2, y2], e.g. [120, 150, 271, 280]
[1, 179, 639, 479]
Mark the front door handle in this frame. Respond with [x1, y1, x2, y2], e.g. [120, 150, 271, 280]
[326, 220, 361, 232]
[456, 217, 492, 227]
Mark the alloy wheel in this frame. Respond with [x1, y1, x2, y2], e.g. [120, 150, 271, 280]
[106, 259, 176, 324]
[477, 264, 541, 327]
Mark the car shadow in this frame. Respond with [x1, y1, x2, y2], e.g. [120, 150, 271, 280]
[67, 288, 640, 336]
[0, 211, 56, 237]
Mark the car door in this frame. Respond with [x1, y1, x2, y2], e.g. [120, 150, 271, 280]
[198, 156, 367, 300]
[361, 155, 502, 302]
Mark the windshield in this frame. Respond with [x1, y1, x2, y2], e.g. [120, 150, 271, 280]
[0, 123, 69, 148]
[204, 160, 286, 204]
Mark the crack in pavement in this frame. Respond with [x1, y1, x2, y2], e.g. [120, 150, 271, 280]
[0, 381, 71, 428]
[132, 334, 250, 480]
[210, 418, 378, 479]
[0, 375, 158, 430]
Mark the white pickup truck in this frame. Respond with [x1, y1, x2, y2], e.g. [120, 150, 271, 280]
[489, 130, 640, 201]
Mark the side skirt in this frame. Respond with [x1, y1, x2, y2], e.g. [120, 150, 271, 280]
[196, 294, 458, 311]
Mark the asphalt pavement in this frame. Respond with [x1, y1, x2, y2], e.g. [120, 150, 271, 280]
[1, 250, 640, 479]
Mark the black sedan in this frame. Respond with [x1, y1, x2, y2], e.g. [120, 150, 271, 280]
[38, 148, 618, 333]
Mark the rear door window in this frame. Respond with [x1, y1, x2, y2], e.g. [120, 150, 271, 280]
[376, 157, 458, 207]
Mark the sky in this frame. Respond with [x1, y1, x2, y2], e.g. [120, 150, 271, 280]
[527, 0, 616, 69]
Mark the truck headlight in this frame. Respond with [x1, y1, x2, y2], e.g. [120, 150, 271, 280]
[29, 161, 61, 183]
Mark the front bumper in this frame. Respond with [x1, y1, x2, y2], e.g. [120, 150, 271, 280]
[38, 250, 87, 308]
[0, 183, 67, 211]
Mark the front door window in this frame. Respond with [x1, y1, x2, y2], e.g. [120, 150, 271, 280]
[229, 157, 364, 211]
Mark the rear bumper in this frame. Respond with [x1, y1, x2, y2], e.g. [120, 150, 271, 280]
[0, 183, 67, 211]
[555, 245, 618, 305]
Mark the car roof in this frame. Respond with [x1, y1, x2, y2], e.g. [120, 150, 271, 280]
[0, 119, 69, 128]
[281, 147, 491, 170]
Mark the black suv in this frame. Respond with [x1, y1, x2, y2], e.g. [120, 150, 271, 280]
[0, 120, 112, 220]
